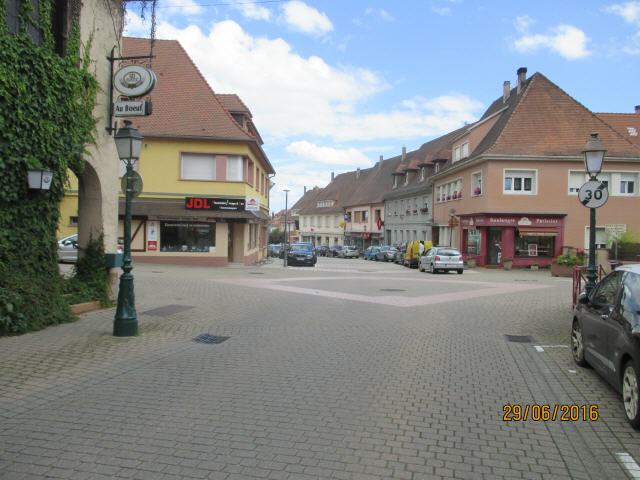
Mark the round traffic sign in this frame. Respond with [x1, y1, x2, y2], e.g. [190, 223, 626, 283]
[121, 171, 143, 198]
[578, 180, 608, 208]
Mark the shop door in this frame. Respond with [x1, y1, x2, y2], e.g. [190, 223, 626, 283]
[487, 228, 502, 265]
[228, 224, 233, 261]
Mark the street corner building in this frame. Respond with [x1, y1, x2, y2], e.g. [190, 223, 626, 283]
[60, 37, 275, 267]
[430, 68, 640, 268]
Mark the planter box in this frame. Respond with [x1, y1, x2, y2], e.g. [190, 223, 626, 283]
[550, 263, 574, 277]
[70, 301, 101, 315]
[466, 258, 476, 268]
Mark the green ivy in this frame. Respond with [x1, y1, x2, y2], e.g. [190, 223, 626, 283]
[63, 234, 112, 307]
[0, 0, 99, 335]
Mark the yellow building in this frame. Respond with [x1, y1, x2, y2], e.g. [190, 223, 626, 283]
[59, 37, 274, 266]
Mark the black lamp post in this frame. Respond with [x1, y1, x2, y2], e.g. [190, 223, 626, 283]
[582, 132, 607, 295]
[283, 189, 290, 267]
[113, 121, 143, 337]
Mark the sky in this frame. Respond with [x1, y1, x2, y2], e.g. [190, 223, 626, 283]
[124, 0, 640, 212]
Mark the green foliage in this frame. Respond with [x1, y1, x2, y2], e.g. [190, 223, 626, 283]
[554, 254, 584, 266]
[0, 0, 98, 335]
[63, 234, 112, 307]
[614, 230, 640, 245]
[269, 228, 285, 244]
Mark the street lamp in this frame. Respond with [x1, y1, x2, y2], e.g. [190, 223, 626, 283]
[283, 189, 290, 267]
[582, 133, 607, 295]
[113, 120, 143, 337]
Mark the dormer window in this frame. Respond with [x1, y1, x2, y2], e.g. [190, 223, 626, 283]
[434, 163, 440, 173]
[453, 142, 469, 162]
[420, 167, 425, 181]
[316, 200, 335, 208]
[393, 176, 398, 188]
[404, 172, 409, 185]
[231, 113, 246, 129]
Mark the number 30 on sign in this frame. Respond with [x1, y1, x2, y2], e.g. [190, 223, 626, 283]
[578, 181, 609, 208]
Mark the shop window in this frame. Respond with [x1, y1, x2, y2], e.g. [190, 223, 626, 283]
[227, 156, 243, 181]
[181, 153, 216, 180]
[515, 234, 554, 258]
[466, 229, 481, 255]
[160, 222, 215, 252]
[504, 170, 536, 194]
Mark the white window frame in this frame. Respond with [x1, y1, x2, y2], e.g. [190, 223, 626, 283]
[434, 163, 440, 173]
[567, 170, 588, 195]
[461, 142, 469, 158]
[226, 156, 244, 182]
[181, 153, 216, 181]
[619, 173, 638, 196]
[503, 168, 537, 195]
[404, 172, 409, 185]
[471, 170, 482, 197]
[420, 167, 425, 181]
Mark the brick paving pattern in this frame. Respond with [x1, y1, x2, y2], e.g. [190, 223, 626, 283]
[0, 258, 637, 479]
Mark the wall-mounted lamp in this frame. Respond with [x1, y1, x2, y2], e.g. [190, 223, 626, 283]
[27, 169, 54, 191]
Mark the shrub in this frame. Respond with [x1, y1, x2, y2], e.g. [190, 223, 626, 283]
[63, 234, 111, 307]
[554, 254, 584, 266]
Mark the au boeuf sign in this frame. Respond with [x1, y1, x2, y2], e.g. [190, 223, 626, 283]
[185, 197, 245, 211]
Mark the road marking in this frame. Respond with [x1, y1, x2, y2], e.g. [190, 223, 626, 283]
[616, 453, 640, 479]
[534, 346, 545, 352]
[568, 369, 577, 373]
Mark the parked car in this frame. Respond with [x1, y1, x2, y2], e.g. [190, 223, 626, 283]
[316, 245, 330, 257]
[419, 246, 464, 274]
[363, 246, 381, 260]
[339, 246, 360, 258]
[268, 244, 282, 257]
[403, 240, 422, 268]
[394, 243, 407, 264]
[376, 246, 397, 262]
[58, 234, 78, 263]
[329, 245, 343, 257]
[571, 265, 640, 429]
[286, 243, 317, 266]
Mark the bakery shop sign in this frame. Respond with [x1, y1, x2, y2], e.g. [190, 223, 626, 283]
[185, 197, 245, 211]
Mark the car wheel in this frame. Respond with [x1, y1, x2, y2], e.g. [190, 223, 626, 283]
[571, 320, 588, 367]
[430, 263, 436, 274]
[419, 264, 424, 272]
[623, 361, 640, 429]
[457, 270, 463, 274]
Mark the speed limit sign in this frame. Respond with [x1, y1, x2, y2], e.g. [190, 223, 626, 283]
[578, 180, 608, 208]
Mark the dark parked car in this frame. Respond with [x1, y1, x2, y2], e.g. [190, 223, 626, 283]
[375, 246, 397, 262]
[316, 245, 330, 257]
[287, 243, 317, 266]
[363, 246, 380, 261]
[572, 265, 640, 428]
[329, 245, 343, 257]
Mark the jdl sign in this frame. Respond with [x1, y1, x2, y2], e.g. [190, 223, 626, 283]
[185, 197, 245, 211]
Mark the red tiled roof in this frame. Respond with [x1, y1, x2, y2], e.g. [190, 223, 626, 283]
[485, 74, 640, 157]
[597, 113, 640, 147]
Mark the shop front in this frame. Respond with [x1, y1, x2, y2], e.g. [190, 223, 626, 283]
[459, 213, 565, 268]
[118, 197, 269, 266]
[345, 231, 382, 249]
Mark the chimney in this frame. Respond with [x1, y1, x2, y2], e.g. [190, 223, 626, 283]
[331, 171, 335, 181]
[635, 105, 640, 114]
[503, 81, 510, 103]
[379, 155, 384, 168]
[517, 67, 527, 94]
[402, 146, 406, 161]
[304, 186, 307, 194]
[356, 168, 360, 179]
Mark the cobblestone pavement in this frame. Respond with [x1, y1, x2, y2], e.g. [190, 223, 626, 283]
[1, 258, 638, 479]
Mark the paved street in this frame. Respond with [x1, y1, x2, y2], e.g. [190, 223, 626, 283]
[1, 258, 639, 480]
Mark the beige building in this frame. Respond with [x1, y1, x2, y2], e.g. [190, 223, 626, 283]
[430, 68, 640, 267]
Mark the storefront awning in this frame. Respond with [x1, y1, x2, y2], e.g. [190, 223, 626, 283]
[119, 199, 269, 222]
[518, 228, 558, 237]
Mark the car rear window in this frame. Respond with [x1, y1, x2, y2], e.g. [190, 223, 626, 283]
[437, 249, 461, 256]
[291, 245, 312, 252]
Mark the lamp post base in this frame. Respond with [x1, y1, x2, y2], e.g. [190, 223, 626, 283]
[113, 272, 137, 337]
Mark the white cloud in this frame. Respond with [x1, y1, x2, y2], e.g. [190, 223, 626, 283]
[514, 24, 591, 60]
[234, 1, 272, 21]
[432, 6, 452, 16]
[514, 15, 534, 33]
[282, 1, 333, 36]
[604, 1, 640, 25]
[286, 141, 373, 167]
[364, 8, 395, 22]
[124, 10, 148, 37]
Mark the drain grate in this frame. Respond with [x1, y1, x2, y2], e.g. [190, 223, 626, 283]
[193, 334, 230, 344]
[379, 288, 406, 292]
[142, 304, 194, 317]
[504, 335, 533, 343]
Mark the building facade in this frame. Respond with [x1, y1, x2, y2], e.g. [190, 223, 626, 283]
[430, 68, 640, 268]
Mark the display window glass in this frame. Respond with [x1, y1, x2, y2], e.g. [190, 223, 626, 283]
[160, 222, 215, 252]
[466, 229, 481, 255]
[515, 234, 553, 257]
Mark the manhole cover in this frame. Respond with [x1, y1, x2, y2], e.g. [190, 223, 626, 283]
[504, 335, 533, 343]
[379, 289, 406, 292]
[142, 304, 194, 317]
[193, 334, 230, 344]
[249, 272, 265, 275]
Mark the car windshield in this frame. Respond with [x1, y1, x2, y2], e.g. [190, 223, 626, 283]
[291, 245, 312, 252]
[437, 249, 461, 256]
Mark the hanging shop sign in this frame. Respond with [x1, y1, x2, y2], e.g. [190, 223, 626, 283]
[114, 65, 157, 97]
[460, 215, 563, 228]
[114, 100, 152, 117]
[185, 197, 245, 211]
[245, 196, 260, 212]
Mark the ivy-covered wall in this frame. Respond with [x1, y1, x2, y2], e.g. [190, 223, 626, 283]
[0, 0, 98, 334]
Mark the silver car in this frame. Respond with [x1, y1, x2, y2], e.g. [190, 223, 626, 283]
[58, 234, 78, 263]
[419, 247, 464, 274]
[339, 246, 360, 258]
